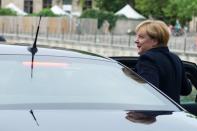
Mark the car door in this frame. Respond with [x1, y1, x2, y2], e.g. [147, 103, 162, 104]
[110, 56, 197, 116]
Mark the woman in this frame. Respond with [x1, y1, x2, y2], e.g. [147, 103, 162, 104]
[134, 20, 191, 104]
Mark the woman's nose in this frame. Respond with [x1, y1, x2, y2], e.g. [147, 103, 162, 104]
[134, 37, 139, 44]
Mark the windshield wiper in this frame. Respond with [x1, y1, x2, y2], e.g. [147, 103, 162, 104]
[30, 109, 39, 126]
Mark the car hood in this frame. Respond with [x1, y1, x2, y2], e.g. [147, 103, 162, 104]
[0, 110, 197, 131]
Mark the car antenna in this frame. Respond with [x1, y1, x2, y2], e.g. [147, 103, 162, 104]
[28, 16, 42, 78]
[28, 15, 41, 54]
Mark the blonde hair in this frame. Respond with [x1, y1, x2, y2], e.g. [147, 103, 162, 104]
[135, 20, 170, 46]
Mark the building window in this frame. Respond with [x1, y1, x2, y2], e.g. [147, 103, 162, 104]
[43, 0, 52, 8]
[83, 0, 92, 10]
[63, 0, 72, 5]
[24, 0, 33, 13]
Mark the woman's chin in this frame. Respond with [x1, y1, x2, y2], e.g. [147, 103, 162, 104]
[137, 49, 142, 55]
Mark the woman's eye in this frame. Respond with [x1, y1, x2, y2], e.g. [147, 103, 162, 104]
[139, 35, 144, 38]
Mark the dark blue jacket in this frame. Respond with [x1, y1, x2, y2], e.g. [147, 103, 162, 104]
[135, 47, 191, 103]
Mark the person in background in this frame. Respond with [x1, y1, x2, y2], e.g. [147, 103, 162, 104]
[134, 20, 191, 104]
[175, 19, 181, 33]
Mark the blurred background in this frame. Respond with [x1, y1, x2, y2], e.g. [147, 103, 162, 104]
[0, 0, 197, 58]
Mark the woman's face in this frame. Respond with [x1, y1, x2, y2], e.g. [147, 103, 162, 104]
[135, 28, 158, 55]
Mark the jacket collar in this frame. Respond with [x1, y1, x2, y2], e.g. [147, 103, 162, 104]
[149, 46, 169, 52]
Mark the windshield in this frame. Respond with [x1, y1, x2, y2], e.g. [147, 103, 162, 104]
[0, 54, 179, 111]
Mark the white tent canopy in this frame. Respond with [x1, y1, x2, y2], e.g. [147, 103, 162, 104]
[63, 5, 72, 12]
[51, 5, 71, 16]
[115, 4, 145, 19]
[6, 3, 27, 16]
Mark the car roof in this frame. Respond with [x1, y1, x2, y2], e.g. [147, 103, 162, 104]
[0, 43, 114, 62]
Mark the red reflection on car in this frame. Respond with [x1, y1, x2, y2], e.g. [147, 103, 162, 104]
[23, 61, 69, 68]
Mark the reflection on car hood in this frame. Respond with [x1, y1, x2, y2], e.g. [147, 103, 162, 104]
[0, 110, 196, 130]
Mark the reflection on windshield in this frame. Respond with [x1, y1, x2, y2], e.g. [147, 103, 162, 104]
[122, 67, 145, 83]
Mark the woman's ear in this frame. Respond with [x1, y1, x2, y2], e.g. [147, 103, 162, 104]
[152, 39, 159, 46]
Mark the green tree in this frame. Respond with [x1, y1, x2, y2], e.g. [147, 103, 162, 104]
[81, 9, 118, 30]
[163, 0, 197, 24]
[95, 0, 135, 12]
[0, 8, 17, 16]
[134, 0, 169, 20]
[134, 0, 197, 25]
[36, 8, 58, 17]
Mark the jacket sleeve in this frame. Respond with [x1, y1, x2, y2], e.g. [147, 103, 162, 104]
[181, 65, 192, 95]
[135, 56, 159, 87]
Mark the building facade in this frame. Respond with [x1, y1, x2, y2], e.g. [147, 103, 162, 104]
[0, 0, 93, 14]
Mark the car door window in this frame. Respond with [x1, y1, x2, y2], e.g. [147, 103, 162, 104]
[180, 86, 197, 104]
[181, 61, 197, 104]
